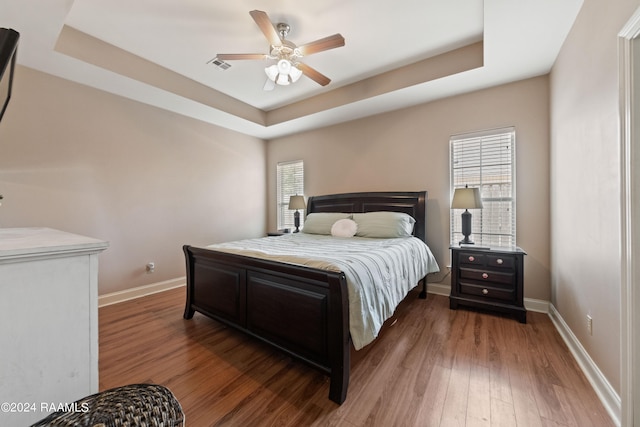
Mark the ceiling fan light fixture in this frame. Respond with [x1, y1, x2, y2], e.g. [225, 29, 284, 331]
[264, 59, 302, 86]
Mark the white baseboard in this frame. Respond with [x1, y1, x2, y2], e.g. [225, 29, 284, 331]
[524, 297, 549, 313]
[99, 279, 547, 312]
[548, 304, 621, 426]
[98, 277, 186, 307]
[426, 282, 451, 296]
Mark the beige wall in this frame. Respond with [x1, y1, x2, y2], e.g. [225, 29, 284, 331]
[0, 66, 267, 294]
[550, 0, 640, 397]
[0, 66, 551, 302]
[267, 76, 551, 301]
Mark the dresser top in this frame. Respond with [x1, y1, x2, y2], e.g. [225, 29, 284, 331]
[0, 227, 108, 259]
[450, 245, 526, 255]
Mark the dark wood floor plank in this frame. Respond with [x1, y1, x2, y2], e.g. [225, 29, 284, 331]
[99, 287, 615, 427]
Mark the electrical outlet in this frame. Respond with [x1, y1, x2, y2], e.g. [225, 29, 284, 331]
[587, 314, 593, 335]
[146, 262, 155, 273]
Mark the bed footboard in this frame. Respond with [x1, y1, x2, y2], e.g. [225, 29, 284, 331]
[183, 245, 351, 404]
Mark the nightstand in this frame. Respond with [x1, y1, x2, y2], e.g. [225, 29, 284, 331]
[449, 246, 527, 323]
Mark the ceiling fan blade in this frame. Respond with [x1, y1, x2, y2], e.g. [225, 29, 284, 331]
[297, 63, 331, 86]
[216, 53, 268, 60]
[249, 10, 281, 47]
[297, 34, 345, 56]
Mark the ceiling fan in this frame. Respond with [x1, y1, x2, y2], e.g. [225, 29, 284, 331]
[216, 10, 345, 90]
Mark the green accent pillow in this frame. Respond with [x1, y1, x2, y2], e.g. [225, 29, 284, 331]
[352, 212, 415, 238]
[302, 212, 352, 235]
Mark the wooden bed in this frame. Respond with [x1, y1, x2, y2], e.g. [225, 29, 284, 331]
[183, 191, 429, 404]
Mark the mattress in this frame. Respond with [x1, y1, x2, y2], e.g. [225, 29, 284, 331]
[206, 233, 440, 350]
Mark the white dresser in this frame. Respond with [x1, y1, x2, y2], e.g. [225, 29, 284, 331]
[0, 228, 108, 426]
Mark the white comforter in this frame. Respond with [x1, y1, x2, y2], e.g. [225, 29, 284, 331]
[206, 233, 440, 350]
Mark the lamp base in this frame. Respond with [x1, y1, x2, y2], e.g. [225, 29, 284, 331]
[293, 210, 300, 233]
[459, 210, 474, 245]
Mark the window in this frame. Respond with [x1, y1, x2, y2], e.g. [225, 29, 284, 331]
[277, 160, 304, 230]
[450, 127, 516, 247]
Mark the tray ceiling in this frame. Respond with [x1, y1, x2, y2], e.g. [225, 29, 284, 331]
[1, 0, 583, 138]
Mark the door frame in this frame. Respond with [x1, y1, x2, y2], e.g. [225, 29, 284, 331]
[619, 7, 640, 426]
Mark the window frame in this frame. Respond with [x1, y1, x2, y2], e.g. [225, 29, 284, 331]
[276, 160, 304, 231]
[449, 127, 516, 248]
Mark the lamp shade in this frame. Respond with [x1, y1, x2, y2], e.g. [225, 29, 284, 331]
[288, 195, 306, 210]
[451, 187, 483, 209]
[265, 64, 279, 81]
[289, 65, 302, 82]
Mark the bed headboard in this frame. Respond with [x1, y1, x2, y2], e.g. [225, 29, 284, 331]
[306, 191, 427, 242]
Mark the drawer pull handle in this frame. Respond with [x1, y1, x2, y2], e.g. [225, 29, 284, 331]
[482, 289, 489, 295]
[482, 273, 489, 279]
[497, 258, 503, 265]
[468, 256, 475, 262]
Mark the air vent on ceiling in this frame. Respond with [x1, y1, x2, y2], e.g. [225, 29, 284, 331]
[207, 57, 231, 70]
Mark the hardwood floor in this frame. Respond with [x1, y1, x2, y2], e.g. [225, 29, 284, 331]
[99, 287, 615, 427]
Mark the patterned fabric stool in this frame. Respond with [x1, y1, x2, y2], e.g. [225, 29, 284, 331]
[31, 383, 184, 427]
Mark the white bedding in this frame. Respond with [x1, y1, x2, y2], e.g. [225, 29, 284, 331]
[206, 233, 440, 350]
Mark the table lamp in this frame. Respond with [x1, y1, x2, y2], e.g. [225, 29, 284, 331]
[451, 185, 483, 245]
[288, 195, 306, 233]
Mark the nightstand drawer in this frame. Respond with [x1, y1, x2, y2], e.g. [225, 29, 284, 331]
[459, 282, 515, 302]
[458, 252, 486, 266]
[459, 252, 515, 270]
[459, 268, 514, 286]
[487, 255, 514, 269]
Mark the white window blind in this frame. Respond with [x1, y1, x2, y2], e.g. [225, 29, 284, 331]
[450, 128, 516, 247]
[277, 160, 304, 230]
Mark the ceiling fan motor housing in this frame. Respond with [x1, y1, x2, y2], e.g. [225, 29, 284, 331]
[276, 23, 290, 39]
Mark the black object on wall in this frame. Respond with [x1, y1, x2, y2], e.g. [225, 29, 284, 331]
[0, 28, 19, 124]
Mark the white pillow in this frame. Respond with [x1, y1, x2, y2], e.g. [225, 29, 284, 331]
[331, 218, 358, 237]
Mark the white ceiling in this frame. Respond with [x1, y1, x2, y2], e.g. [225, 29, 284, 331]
[1, 0, 583, 139]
